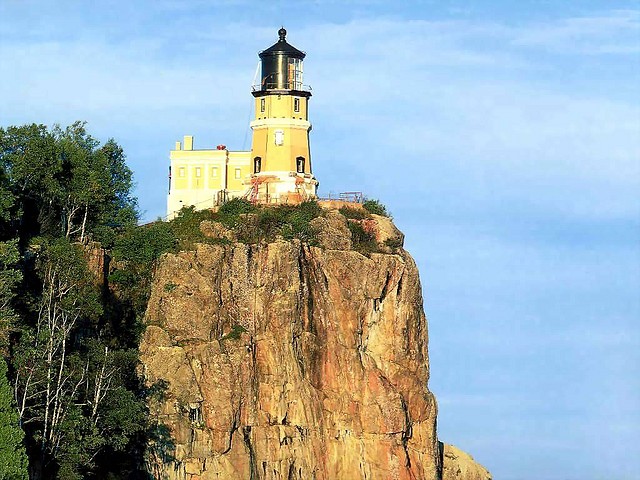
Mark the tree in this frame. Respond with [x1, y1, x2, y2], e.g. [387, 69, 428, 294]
[0, 356, 28, 480]
[13, 240, 102, 474]
[0, 164, 14, 226]
[0, 122, 138, 246]
[0, 240, 21, 347]
[51, 123, 138, 242]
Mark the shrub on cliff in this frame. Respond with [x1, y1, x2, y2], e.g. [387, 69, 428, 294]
[110, 221, 176, 319]
[281, 200, 323, 243]
[220, 199, 322, 245]
[168, 206, 217, 249]
[217, 198, 258, 228]
[339, 205, 368, 220]
[362, 199, 390, 217]
[347, 220, 378, 256]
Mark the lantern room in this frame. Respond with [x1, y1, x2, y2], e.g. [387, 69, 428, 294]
[257, 28, 308, 92]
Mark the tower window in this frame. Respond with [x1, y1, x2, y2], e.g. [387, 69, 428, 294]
[195, 167, 201, 178]
[254, 157, 262, 174]
[274, 130, 284, 146]
[260, 98, 265, 113]
[296, 156, 305, 173]
[294, 98, 300, 113]
[212, 167, 218, 177]
[179, 167, 186, 178]
[235, 168, 241, 179]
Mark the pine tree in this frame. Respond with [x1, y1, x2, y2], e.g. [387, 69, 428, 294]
[0, 356, 28, 480]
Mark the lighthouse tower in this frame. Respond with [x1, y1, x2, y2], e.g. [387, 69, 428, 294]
[248, 28, 318, 203]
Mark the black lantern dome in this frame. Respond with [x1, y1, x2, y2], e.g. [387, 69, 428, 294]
[257, 28, 309, 94]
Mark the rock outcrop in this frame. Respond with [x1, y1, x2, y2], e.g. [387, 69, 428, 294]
[442, 444, 492, 480]
[140, 213, 490, 479]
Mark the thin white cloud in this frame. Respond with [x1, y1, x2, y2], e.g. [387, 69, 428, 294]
[512, 9, 640, 54]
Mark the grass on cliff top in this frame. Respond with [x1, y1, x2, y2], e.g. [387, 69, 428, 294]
[171, 197, 393, 254]
[362, 199, 390, 217]
[339, 199, 390, 220]
[109, 198, 392, 291]
[163, 199, 325, 248]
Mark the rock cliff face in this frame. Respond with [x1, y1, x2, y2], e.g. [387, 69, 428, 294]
[140, 215, 490, 479]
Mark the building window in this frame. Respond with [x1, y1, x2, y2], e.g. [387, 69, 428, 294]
[274, 130, 284, 146]
[179, 167, 186, 177]
[254, 157, 262, 174]
[260, 98, 265, 113]
[294, 98, 300, 113]
[235, 168, 241, 179]
[296, 156, 305, 173]
[212, 167, 218, 177]
[195, 167, 201, 177]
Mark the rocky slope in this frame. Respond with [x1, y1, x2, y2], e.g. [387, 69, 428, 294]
[140, 212, 490, 479]
[441, 444, 492, 480]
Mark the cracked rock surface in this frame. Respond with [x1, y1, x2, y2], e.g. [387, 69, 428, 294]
[141, 229, 489, 479]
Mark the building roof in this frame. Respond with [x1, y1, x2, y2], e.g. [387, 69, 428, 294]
[259, 28, 305, 60]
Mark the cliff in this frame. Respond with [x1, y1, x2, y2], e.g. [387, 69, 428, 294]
[140, 212, 490, 479]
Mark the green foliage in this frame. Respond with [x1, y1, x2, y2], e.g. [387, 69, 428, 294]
[362, 199, 390, 217]
[0, 165, 13, 223]
[0, 240, 21, 346]
[0, 122, 148, 479]
[0, 122, 138, 245]
[282, 200, 323, 243]
[10, 239, 105, 476]
[347, 221, 378, 256]
[339, 206, 368, 220]
[0, 356, 28, 480]
[34, 237, 103, 319]
[110, 221, 177, 324]
[220, 324, 248, 342]
[221, 200, 323, 245]
[384, 236, 403, 249]
[217, 198, 257, 226]
[167, 206, 216, 249]
[162, 199, 323, 246]
[112, 222, 176, 267]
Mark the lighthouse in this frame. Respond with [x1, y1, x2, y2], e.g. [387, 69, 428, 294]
[166, 28, 317, 218]
[248, 28, 318, 203]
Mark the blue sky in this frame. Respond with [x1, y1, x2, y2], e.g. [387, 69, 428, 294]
[1, 1, 638, 478]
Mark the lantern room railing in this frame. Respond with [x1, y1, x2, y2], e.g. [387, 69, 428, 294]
[252, 83, 312, 92]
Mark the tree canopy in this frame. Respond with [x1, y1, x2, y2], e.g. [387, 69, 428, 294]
[0, 122, 137, 245]
[0, 122, 149, 479]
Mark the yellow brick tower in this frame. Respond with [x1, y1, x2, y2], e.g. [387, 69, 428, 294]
[248, 28, 318, 203]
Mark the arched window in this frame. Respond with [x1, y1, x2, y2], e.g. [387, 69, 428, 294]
[296, 156, 305, 173]
[254, 157, 262, 173]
